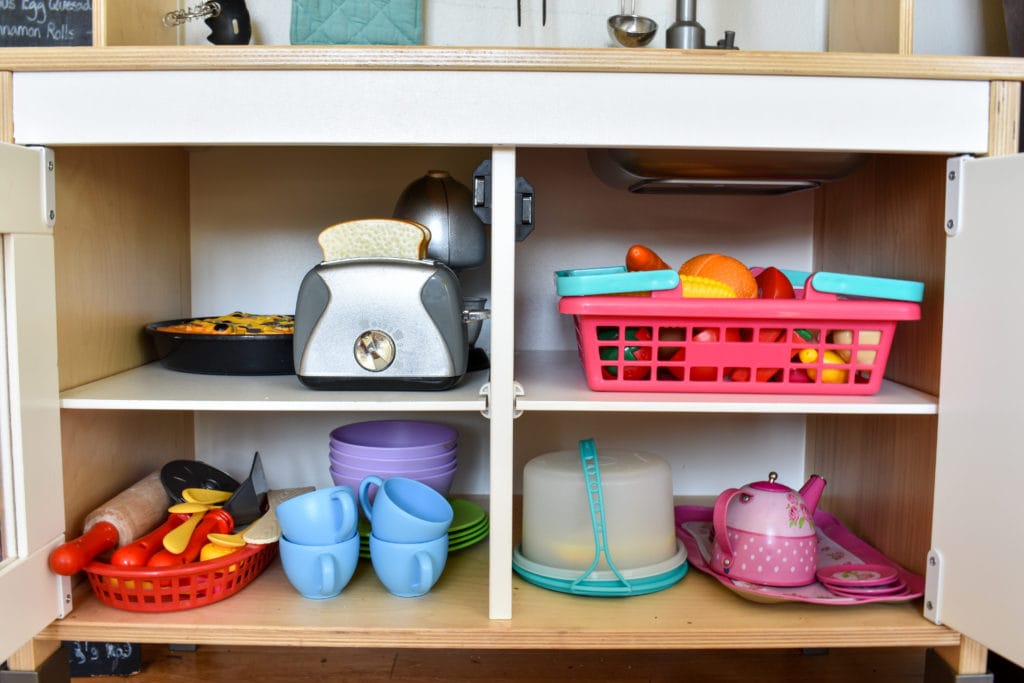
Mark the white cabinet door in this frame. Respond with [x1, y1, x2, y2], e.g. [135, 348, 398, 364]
[0, 144, 66, 664]
[931, 153, 1024, 668]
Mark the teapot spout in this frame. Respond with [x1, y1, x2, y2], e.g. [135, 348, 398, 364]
[799, 475, 827, 513]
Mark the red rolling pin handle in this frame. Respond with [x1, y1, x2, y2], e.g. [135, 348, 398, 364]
[109, 513, 191, 568]
[48, 522, 120, 576]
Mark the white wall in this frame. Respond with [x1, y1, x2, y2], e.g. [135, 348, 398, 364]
[914, 0, 1010, 56]
[184, 0, 1011, 56]
[186, 0, 829, 51]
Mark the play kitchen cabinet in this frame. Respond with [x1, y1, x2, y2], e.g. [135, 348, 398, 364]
[1, 48, 1023, 681]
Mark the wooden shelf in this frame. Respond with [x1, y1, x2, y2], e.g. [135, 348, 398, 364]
[43, 538, 957, 650]
[3, 46, 1024, 82]
[59, 363, 490, 412]
[515, 351, 938, 415]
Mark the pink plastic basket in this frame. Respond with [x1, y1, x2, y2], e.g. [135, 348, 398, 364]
[558, 279, 920, 395]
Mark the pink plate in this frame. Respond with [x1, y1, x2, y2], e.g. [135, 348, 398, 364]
[816, 563, 899, 588]
[827, 579, 907, 598]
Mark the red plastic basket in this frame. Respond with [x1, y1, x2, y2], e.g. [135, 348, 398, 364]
[83, 542, 276, 612]
[558, 280, 920, 395]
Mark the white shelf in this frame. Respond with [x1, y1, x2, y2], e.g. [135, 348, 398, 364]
[515, 351, 938, 415]
[61, 354, 936, 416]
[59, 363, 490, 412]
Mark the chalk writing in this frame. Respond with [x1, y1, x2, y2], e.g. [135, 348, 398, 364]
[0, 0, 92, 47]
[64, 641, 142, 676]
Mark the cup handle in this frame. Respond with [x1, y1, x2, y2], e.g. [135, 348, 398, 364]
[358, 475, 383, 521]
[333, 488, 357, 540]
[319, 553, 335, 596]
[411, 550, 433, 593]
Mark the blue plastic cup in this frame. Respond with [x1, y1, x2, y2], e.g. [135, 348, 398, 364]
[276, 485, 358, 546]
[358, 476, 453, 543]
[278, 534, 360, 599]
[369, 533, 448, 597]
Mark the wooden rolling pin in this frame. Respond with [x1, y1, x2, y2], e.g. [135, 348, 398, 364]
[48, 471, 170, 575]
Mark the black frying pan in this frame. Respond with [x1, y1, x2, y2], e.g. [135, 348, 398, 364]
[160, 453, 268, 527]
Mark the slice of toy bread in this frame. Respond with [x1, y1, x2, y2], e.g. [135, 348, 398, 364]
[317, 218, 430, 261]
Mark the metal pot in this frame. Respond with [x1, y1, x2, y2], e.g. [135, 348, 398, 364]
[393, 170, 487, 270]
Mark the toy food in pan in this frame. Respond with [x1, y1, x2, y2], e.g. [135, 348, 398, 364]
[146, 312, 294, 375]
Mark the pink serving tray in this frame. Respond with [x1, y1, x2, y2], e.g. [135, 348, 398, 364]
[675, 505, 924, 605]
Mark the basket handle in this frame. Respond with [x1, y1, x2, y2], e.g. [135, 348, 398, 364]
[573, 438, 631, 594]
[776, 268, 924, 303]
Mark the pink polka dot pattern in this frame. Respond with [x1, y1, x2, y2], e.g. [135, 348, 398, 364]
[711, 528, 818, 586]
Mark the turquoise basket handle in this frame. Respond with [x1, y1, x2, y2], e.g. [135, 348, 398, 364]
[573, 438, 631, 594]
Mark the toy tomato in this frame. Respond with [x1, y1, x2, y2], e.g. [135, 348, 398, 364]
[756, 266, 796, 299]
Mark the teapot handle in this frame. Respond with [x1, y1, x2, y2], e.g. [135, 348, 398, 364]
[712, 487, 744, 570]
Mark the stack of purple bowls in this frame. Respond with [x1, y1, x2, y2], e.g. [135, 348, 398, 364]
[328, 420, 458, 497]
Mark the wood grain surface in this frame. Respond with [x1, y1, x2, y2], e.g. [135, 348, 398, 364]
[0, 47, 1024, 82]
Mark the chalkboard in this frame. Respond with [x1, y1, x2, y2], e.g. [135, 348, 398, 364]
[63, 641, 142, 677]
[0, 1, 93, 47]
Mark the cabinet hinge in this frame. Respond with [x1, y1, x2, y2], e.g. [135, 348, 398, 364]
[924, 548, 944, 624]
[0, 145, 55, 234]
[478, 381, 524, 419]
[944, 155, 971, 237]
[472, 159, 535, 241]
[56, 574, 72, 618]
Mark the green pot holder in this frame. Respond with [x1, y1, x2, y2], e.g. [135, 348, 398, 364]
[291, 0, 423, 45]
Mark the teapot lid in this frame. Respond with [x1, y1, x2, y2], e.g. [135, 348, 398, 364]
[748, 471, 791, 492]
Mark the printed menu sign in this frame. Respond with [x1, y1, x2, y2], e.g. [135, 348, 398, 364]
[0, 1, 92, 47]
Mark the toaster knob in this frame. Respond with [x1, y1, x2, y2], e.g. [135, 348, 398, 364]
[354, 330, 396, 372]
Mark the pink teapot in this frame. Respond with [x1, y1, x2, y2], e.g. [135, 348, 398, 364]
[710, 471, 826, 586]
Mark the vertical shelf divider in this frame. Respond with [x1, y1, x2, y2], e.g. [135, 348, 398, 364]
[487, 145, 518, 620]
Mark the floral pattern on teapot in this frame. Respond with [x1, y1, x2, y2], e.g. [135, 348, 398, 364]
[786, 492, 814, 530]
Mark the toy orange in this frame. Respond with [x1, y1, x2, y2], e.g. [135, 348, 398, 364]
[677, 253, 758, 299]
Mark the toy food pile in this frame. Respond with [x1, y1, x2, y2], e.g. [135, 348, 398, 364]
[155, 312, 294, 335]
[621, 245, 840, 384]
[625, 244, 791, 300]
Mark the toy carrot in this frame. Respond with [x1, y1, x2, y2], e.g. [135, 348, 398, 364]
[625, 244, 672, 272]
